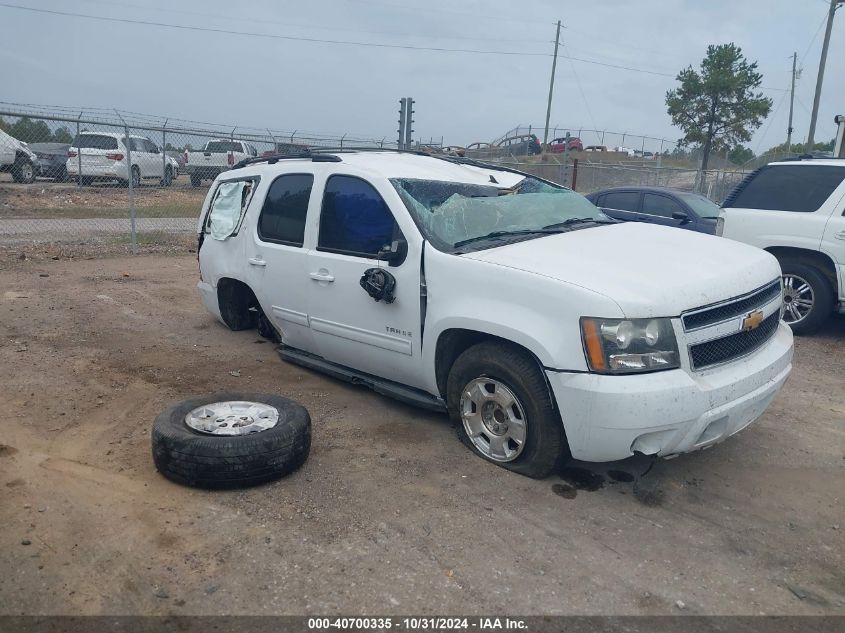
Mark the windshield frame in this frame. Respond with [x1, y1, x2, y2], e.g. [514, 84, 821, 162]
[391, 172, 608, 253]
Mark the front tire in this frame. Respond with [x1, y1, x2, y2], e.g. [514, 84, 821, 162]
[781, 262, 835, 335]
[190, 173, 202, 187]
[446, 341, 568, 478]
[162, 166, 173, 187]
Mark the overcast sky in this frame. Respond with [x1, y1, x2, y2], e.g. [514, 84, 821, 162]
[0, 0, 843, 152]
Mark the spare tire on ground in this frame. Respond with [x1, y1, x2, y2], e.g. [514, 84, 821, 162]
[152, 392, 311, 489]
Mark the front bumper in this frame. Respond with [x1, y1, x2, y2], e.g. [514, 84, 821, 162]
[547, 322, 793, 462]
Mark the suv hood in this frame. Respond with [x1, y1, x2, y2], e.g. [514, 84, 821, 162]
[461, 222, 781, 317]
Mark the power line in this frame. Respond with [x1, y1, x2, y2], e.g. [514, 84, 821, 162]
[0, 3, 560, 57]
[71, 0, 547, 44]
[0, 2, 685, 77]
[561, 44, 599, 132]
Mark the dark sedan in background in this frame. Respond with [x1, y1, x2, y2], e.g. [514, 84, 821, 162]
[28, 142, 70, 181]
[585, 186, 721, 234]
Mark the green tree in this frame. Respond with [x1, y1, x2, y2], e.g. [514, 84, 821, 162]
[8, 116, 53, 143]
[52, 126, 73, 144]
[728, 145, 755, 164]
[666, 44, 772, 172]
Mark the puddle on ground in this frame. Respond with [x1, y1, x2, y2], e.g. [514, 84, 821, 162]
[607, 469, 634, 483]
[558, 466, 605, 491]
[551, 483, 577, 499]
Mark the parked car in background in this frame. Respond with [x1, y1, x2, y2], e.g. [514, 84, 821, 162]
[185, 139, 258, 186]
[585, 145, 608, 152]
[261, 142, 310, 158]
[196, 150, 792, 476]
[442, 146, 466, 157]
[166, 150, 187, 170]
[494, 134, 541, 157]
[66, 133, 179, 187]
[0, 128, 38, 183]
[586, 186, 720, 234]
[719, 158, 845, 334]
[29, 142, 70, 181]
[549, 137, 583, 153]
[614, 146, 636, 156]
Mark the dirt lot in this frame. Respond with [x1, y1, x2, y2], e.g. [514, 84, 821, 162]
[0, 254, 843, 616]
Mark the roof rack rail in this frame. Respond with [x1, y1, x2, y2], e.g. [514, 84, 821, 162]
[232, 152, 341, 169]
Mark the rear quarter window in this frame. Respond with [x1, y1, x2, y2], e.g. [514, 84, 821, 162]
[725, 165, 845, 212]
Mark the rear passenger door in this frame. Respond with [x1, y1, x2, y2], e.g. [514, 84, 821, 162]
[248, 173, 316, 352]
[306, 174, 424, 389]
[599, 191, 643, 223]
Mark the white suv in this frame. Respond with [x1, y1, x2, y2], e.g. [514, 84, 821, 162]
[719, 158, 845, 333]
[66, 132, 179, 187]
[0, 128, 38, 183]
[196, 151, 793, 477]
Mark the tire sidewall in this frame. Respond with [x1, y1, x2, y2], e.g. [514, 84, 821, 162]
[781, 262, 834, 335]
[447, 343, 564, 477]
[131, 166, 141, 188]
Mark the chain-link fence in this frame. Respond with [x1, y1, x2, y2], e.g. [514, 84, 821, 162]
[1, 104, 753, 256]
[0, 103, 397, 254]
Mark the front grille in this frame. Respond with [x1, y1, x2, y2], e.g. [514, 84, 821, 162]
[683, 280, 781, 331]
[689, 312, 780, 370]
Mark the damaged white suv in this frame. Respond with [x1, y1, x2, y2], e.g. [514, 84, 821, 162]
[196, 150, 793, 477]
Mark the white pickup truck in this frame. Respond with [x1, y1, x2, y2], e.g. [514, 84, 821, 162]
[194, 151, 793, 478]
[184, 139, 258, 186]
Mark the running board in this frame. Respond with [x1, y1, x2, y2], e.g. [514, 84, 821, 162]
[279, 346, 447, 412]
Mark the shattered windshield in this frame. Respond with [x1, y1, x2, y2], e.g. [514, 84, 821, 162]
[391, 176, 608, 251]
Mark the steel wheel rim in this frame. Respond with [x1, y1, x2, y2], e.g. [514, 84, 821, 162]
[22, 163, 33, 180]
[782, 274, 814, 324]
[460, 378, 527, 462]
[185, 401, 279, 436]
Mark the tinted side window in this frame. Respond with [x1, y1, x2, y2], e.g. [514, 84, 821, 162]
[642, 193, 684, 218]
[602, 191, 640, 212]
[318, 175, 397, 257]
[726, 165, 845, 212]
[257, 174, 313, 246]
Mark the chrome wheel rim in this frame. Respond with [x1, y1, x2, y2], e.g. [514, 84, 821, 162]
[460, 378, 527, 462]
[782, 274, 814, 324]
[185, 401, 279, 436]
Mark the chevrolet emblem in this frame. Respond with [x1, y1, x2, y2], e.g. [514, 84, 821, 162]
[741, 310, 764, 332]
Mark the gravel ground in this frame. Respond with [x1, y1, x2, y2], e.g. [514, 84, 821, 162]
[0, 254, 842, 616]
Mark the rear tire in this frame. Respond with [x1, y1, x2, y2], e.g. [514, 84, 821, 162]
[11, 158, 36, 184]
[190, 173, 202, 187]
[446, 341, 568, 478]
[54, 166, 68, 183]
[781, 262, 835, 335]
[162, 166, 173, 187]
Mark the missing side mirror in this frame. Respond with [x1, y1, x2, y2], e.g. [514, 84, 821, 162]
[377, 239, 408, 267]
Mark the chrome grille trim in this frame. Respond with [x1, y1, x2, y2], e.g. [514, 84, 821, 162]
[682, 280, 782, 332]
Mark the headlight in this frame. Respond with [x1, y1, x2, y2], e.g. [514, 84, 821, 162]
[580, 317, 680, 374]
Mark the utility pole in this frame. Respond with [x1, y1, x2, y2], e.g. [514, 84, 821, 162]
[786, 52, 797, 150]
[543, 20, 561, 147]
[806, 0, 844, 152]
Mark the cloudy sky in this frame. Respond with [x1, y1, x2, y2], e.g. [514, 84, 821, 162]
[0, 0, 843, 152]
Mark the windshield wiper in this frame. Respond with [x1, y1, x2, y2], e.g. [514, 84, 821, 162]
[543, 217, 617, 229]
[453, 228, 566, 249]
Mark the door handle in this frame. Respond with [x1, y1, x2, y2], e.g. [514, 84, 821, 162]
[247, 257, 267, 267]
[309, 271, 335, 282]
[835, 230, 845, 241]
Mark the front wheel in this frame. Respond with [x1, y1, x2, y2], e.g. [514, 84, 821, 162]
[781, 262, 835, 335]
[161, 166, 173, 187]
[190, 173, 202, 187]
[446, 341, 568, 478]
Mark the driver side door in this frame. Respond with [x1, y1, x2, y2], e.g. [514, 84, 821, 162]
[306, 174, 424, 390]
